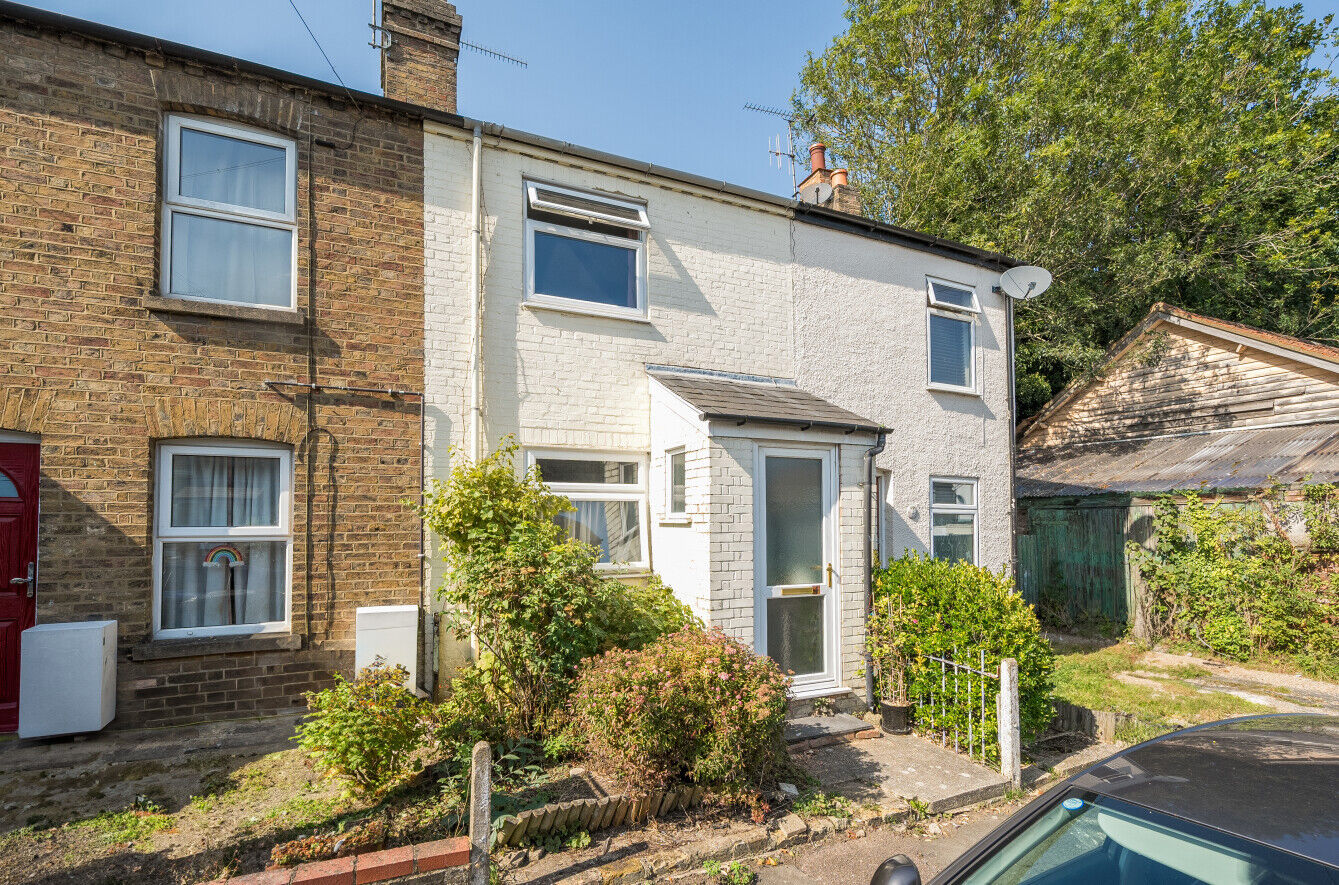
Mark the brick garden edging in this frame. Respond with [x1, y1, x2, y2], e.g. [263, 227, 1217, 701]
[199, 836, 469, 885]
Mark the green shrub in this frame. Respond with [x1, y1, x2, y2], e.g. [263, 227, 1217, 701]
[869, 553, 1055, 754]
[422, 441, 697, 741]
[568, 628, 790, 794]
[1131, 490, 1338, 664]
[295, 659, 433, 796]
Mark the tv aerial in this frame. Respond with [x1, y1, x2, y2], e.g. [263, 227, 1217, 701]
[744, 102, 801, 195]
[369, 1, 527, 68]
[998, 266, 1052, 301]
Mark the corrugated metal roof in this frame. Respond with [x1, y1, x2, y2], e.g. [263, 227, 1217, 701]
[648, 368, 884, 433]
[1017, 422, 1339, 498]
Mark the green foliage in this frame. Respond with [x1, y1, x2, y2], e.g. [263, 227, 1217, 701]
[792, 791, 854, 820]
[295, 659, 434, 796]
[422, 441, 698, 741]
[869, 554, 1056, 753]
[1130, 490, 1339, 664]
[705, 860, 758, 885]
[568, 628, 791, 794]
[70, 808, 173, 846]
[797, 0, 1339, 416]
[1303, 483, 1339, 552]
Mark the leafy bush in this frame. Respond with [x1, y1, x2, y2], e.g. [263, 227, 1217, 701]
[422, 441, 697, 740]
[869, 554, 1055, 753]
[568, 628, 790, 794]
[295, 659, 433, 796]
[1131, 490, 1338, 665]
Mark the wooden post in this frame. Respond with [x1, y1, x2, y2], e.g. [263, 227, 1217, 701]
[998, 658, 1022, 791]
[469, 741, 491, 885]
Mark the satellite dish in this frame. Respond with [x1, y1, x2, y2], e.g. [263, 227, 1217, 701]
[799, 181, 834, 205]
[999, 265, 1052, 300]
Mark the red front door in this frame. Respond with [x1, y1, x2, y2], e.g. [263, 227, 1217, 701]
[0, 443, 39, 733]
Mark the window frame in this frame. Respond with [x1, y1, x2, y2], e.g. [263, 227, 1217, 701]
[926, 308, 978, 395]
[665, 447, 687, 520]
[526, 449, 651, 572]
[160, 114, 299, 311]
[926, 275, 981, 314]
[152, 441, 294, 639]
[523, 179, 649, 321]
[929, 476, 978, 566]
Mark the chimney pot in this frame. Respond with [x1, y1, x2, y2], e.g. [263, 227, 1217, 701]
[831, 168, 849, 187]
[809, 142, 827, 172]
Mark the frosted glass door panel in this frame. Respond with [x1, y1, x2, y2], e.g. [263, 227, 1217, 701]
[765, 456, 823, 586]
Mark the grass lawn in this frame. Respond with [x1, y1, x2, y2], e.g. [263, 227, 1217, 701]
[1051, 640, 1271, 741]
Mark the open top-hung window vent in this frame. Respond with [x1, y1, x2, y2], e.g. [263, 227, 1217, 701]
[527, 183, 649, 230]
[928, 278, 980, 313]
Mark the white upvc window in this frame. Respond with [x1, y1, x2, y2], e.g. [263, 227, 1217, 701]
[528, 449, 650, 571]
[926, 277, 980, 394]
[523, 180, 649, 320]
[665, 447, 687, 518]
[930, 476, 978, 565]
[161, 115, 298, 310]
[153, 442, 293, 638]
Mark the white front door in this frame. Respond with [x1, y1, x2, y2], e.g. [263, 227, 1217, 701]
[754, 445, 838, 695]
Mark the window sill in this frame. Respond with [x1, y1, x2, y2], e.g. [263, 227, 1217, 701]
[131, 632, 303, 661]
[145, 293, 306, 325]
[659, 516, 691, 527]
[789, 684, 853, 701]
[522, 300, 653, 325]
[926, 383, 981, 397]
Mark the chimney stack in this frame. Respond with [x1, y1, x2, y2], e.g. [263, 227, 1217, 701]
[379, 0, 463, 114]
[796, 143, 863, 217]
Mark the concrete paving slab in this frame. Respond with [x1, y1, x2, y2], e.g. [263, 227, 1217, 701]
[784, 714, 871, 744]
[794, 734, 1009, 812]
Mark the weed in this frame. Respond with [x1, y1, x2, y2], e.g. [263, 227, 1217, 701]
[705, 859, 757, 885]
[69, 808, 173, 846]
[792, 791, 854, 820]
[905, 796, 931, 821]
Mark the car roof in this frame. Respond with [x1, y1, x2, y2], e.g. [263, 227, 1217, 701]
[1071, 714, 1339, 867]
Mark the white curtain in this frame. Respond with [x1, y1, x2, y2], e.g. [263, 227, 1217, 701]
[162, 455, 284, 630]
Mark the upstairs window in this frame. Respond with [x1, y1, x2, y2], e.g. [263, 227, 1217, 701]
[524, 181, 649, 319]
[162, 115, 297, 310]
[927, 277, 978, 393]
[530, 450, 649, 570]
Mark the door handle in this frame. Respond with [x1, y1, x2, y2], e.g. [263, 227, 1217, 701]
[826, 562, 835, 587]
[10, 562, 34, 597]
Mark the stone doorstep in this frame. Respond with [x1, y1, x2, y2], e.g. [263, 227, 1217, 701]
[199, 836, 469, 885]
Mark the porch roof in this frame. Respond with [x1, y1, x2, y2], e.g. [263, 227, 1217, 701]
[1017, 421, 1339, 498]
[648, 366, 885, 434]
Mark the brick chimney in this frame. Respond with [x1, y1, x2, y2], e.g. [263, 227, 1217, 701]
[379, 0, 463, 114]
[797, 142, 863, 216]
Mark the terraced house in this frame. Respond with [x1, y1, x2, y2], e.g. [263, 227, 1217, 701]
[0, 0, 1022, 732]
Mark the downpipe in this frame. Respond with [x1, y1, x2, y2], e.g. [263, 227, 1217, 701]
[863, 429, 888, 712]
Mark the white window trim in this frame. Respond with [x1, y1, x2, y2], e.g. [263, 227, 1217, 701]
[153, 441, 293, 639]
[523, 180, 649, 321]
[160, 114, 299, 311]
[926, 308, 979, 395]
[926, 275, 981, 313]
[664, 447, 687, 519]
[526, 181, 649, 230]
[929, 475, 978, 566]
[526, 449, 651, 572]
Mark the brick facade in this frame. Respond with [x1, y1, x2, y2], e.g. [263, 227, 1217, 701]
[0, 11, 426, 727]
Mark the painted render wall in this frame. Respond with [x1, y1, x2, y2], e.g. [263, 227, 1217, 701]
[791, 224, 1016, 571]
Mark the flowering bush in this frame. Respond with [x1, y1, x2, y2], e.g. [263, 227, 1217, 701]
[568, 628, 790, 794]
[295, 659, 434, 796]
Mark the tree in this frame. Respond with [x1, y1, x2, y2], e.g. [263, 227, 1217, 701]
[796, 0, 1339, 416]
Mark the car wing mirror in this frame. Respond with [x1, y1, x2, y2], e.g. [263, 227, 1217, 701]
[871, 854, 922, 885]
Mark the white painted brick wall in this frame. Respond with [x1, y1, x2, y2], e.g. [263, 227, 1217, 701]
[424, 125, 1015, 699]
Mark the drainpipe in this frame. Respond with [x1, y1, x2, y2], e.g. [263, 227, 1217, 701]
[863, 428, 888, 712]
[468, 124, 483, 462]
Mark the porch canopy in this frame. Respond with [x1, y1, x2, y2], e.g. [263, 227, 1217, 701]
[1018, 421, 1339, 498]
[647, 366, 884, 434]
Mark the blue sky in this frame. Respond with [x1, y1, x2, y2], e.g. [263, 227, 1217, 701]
[24, 0, 1339, 197]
